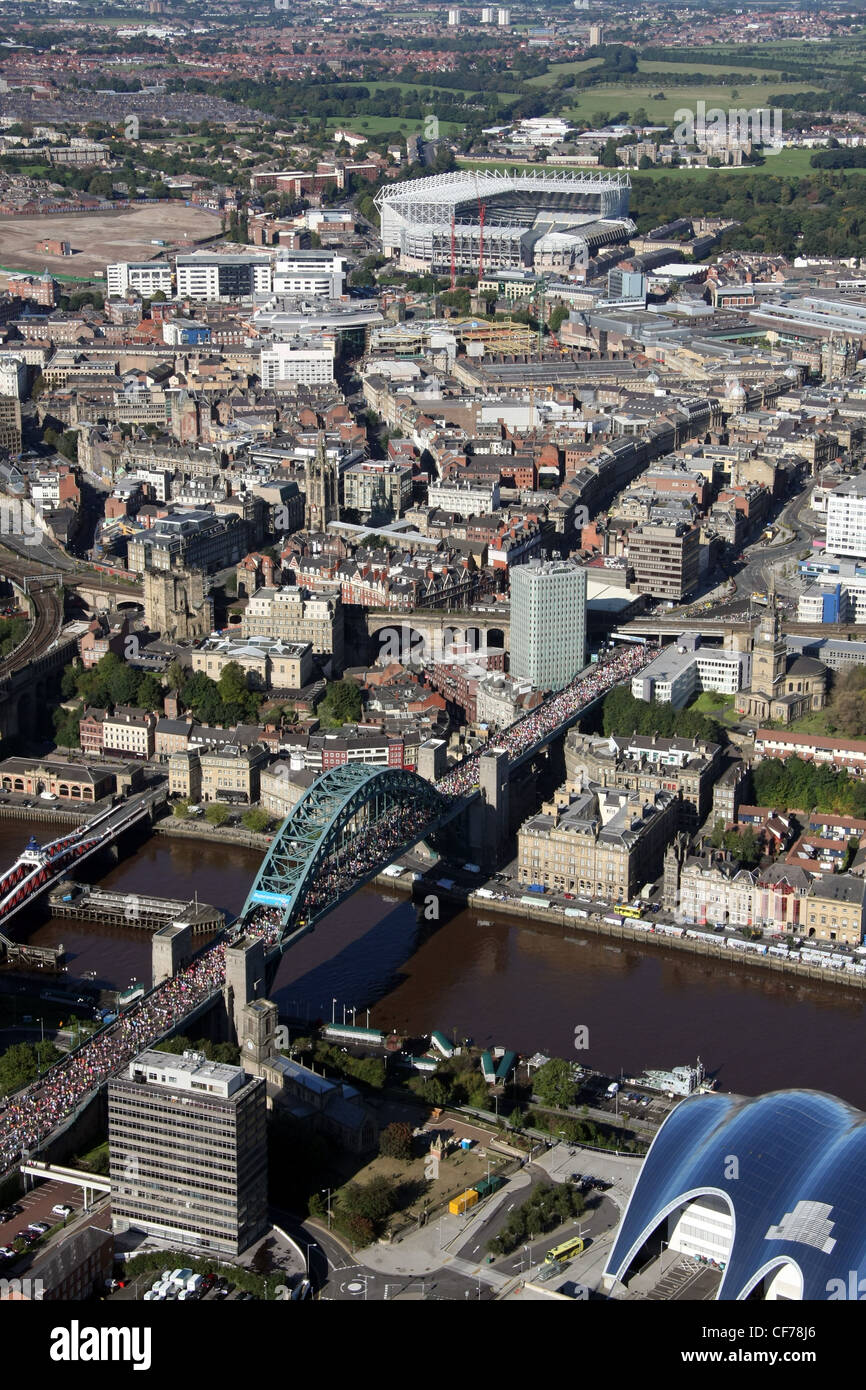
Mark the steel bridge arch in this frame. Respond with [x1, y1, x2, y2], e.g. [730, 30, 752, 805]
[240, 765, 456, 949]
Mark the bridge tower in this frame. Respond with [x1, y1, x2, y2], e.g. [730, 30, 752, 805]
[466, 747, 510, 867]
[417, 738, 448, 783]
[224, 936, 266, 1042]
[151, 922, 192, 988]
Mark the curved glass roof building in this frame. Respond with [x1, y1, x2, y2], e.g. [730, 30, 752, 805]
[604, 1089, 866, 1300]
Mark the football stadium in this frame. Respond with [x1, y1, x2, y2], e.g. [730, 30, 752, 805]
[375, 169, 634, 276]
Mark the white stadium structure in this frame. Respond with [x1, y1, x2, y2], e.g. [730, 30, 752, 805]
[375, 169, 634, 276]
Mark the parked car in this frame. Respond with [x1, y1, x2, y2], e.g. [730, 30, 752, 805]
[51, 1204, 72, 1219]
[28, 1221, 50, 1234]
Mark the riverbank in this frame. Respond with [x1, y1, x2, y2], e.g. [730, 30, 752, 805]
[152, 815, 271, 852]
[393, 874, 866, 995]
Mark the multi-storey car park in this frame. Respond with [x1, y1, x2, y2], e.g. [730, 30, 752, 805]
[375, 169, 634, 276]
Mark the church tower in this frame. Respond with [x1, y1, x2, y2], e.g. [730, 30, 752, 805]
[304, 435, 339, 532]
[750, 576, 786, 698]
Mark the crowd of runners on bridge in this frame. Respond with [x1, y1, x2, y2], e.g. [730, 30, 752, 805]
[0, 644, 656, 1174]
[0, 932, 246, 1173]
[437, 643, 657, 799]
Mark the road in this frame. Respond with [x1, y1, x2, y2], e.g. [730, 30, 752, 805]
[269, 1206, 497, 1301]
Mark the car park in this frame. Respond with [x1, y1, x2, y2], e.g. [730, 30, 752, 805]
[28, 1221, 50, 1233]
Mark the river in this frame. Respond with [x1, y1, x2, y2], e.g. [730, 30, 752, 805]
[2, 817, 865, 1106]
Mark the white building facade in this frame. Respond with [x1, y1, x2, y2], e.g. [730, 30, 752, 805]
[510, 559, 587, 693]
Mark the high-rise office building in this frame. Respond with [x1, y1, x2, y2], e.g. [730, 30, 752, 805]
[826, 474, 866, 560]
[510, 559, 587, 693]
[108, 1049, 268, 1255]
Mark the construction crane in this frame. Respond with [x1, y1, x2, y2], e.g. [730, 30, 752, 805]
[473, 173, 486, 282]
[535, 273, 547, 356]
[450, 213, 456, 292]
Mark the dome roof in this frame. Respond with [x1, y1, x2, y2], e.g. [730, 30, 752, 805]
[605, 1089, 866, 1299]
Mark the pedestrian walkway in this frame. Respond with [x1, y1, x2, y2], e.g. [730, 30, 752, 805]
[360, 1168, 532, 1277]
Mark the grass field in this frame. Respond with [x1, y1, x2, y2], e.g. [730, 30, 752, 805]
[688, 692, 738, 724]
[556, 80, 825, 127]
[527, 58, 605, 86]
[325, 114, 465, 136]
[531, 57, 793, 90]
[457, 147, 855, 180]
[331, 79, 517, 106]
[635, 147, 866, 179]
[636, 58, 790, 77]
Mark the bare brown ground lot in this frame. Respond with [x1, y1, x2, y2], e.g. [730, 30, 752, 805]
[0, 203, 221, 277]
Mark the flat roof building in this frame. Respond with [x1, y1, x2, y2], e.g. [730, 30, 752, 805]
[108, 1049, 268, 1255]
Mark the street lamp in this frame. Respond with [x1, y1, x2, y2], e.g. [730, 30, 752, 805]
[331, 998, 336, 1024]
[321, 1188, 332, 1230]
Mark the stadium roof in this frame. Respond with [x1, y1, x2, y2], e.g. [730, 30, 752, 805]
[375, 167, 631, 214]
[605, 1089, 866, 1300]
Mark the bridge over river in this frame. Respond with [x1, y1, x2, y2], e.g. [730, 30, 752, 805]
[0, 644, 655, 1177]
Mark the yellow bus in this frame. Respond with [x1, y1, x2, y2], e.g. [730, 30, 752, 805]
[545, 1235, 585, 1264]
[616, 905, 642, 919]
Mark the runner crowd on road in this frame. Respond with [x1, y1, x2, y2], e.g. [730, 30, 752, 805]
[437, 644, 657, 798]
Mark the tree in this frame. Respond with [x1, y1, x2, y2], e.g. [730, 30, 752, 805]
[166, 659, 185, 693]
[173, 800, 190, 819]
[317, 679, 362, 728]
[53, 705, 81, 750]
[829, 665, 866, 737]
[533, 1058, 575, 1110]
[379, 1121, 413, 1161]
[205, 802, 229, 826]
[106, 661, 140, 708]
[0, 1040, 62, 1097]
[242, 808, 271, 834]
[340, 1212, 375, 1247]
[218, 660, 250, 707]
[548, 304, 569, 335]
[137, 673, 164, 711]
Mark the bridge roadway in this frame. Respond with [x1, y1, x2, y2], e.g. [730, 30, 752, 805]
[614, 614, 866, 643]
[0, 644, 658, 1177]
[0, 787, 163, 949]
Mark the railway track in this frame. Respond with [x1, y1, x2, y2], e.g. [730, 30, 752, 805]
[0, 552, 65, 682]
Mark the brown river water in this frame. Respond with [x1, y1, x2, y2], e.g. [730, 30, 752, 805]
[1, 818, 863, 1104]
